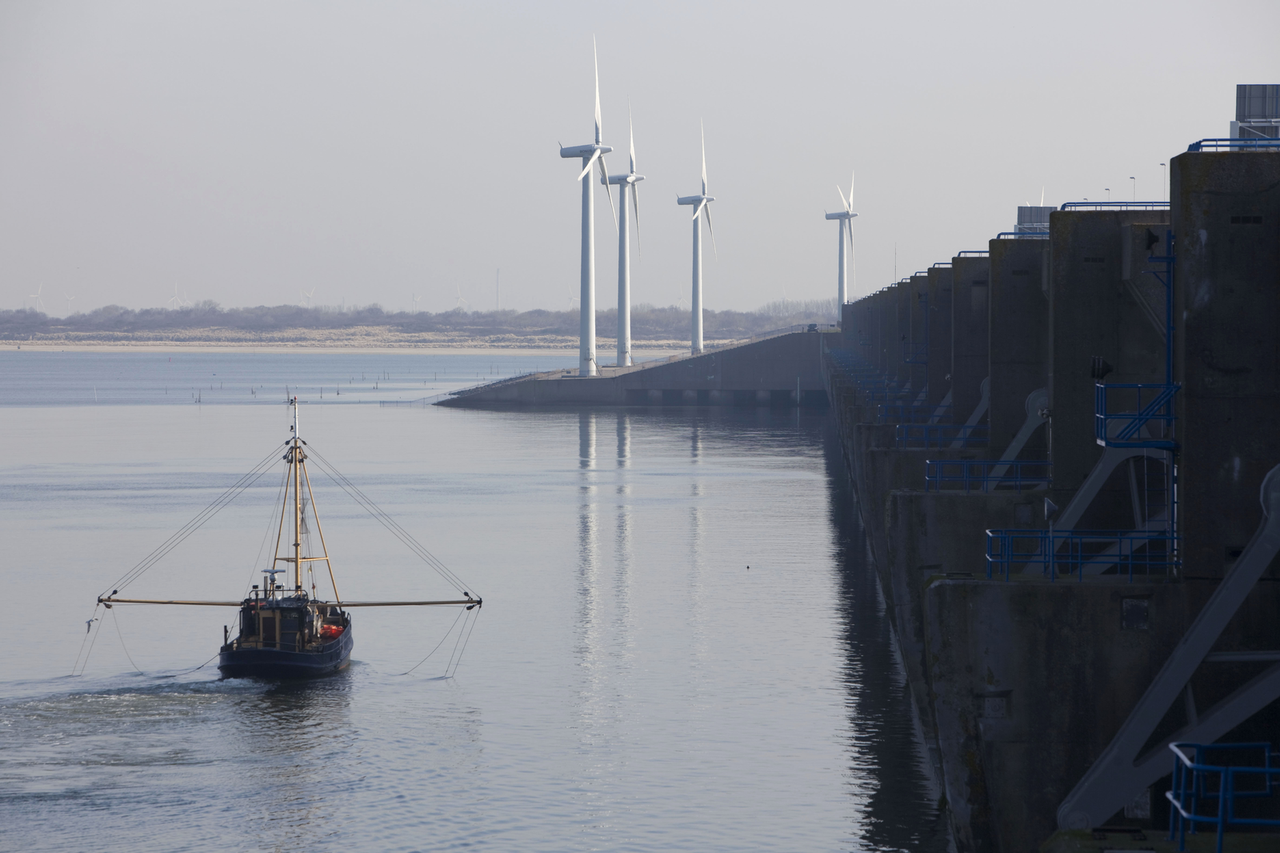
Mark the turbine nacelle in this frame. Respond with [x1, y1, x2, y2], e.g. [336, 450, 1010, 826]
[606, 173, 645, 186]
[825, 211, 858, 220]
[676, 194, 715, 206]
[560, 142, 612, 159]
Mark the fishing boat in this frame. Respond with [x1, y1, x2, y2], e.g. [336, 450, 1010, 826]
[91, 397, 480, 680]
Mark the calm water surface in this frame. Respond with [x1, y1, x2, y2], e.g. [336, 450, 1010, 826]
[0, 350, 947, 852]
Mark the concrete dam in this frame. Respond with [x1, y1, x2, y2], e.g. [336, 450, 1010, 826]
[438, 323, 837, 408]
[443, 135, 1280, 848]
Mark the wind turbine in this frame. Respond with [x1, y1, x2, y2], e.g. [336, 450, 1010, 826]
[301, 288, 315, 308]
[167, 284, 181, 310]
[454, 284, 470, 311]
[63, 293, 76, 315]
[676, 122, 717, 355]
[824, 171, 858, 306]
[559, 37, 617, 377]
[28, 285, 45, 312]
[606, 108, 644, 367]
[412, 293, 423, 314]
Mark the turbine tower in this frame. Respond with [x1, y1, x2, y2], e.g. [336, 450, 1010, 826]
[606, 109, 644, 367]
[825, 172, 858, 306]
[559, 38, 616, 377]
[676, 123, 716, 355]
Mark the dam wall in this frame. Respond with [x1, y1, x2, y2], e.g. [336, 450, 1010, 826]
[826, 145, 1280, 852]
[439, 326, 837, 407]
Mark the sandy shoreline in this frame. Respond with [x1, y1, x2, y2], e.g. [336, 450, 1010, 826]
[3, 330, 700, 356]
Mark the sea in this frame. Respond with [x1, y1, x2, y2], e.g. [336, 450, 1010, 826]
[0, 349, 949, 852]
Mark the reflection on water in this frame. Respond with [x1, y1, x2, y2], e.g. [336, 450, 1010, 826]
[613, 412, 633, 652]
[0, 675, 360, 853]
[577, 411, 600, 655]
[822, 420, 951, 851]
[230, 677, 356, 850]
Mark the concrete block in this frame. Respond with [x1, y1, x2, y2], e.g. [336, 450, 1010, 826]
[988, 238, 1050, 459]
[927, 265, 955, 409]
[952, 254, 992, 427]
[1173, 150, 1280, 577]
[1046, 209, 1168, 492]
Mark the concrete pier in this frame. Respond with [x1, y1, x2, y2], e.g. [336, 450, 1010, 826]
[439, 326, 837, 407]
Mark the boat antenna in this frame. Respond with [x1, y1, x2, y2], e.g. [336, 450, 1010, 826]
[292, 396, 302, 593]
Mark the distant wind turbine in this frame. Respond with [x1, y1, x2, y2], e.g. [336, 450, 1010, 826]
[825, 171, 859, 305]
[412, 293, 423, 314]
[676, 122, 717, 355]
[454, 284, 470, 311]
[167, 284, 181, 310]
[559, 37, 617, 377]
[28, 284, 45, 312]
[606, 107, 644, 367]
[63, 293, 76, 314]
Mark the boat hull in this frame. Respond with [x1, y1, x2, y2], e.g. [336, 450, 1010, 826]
[218, 627, 353, 680]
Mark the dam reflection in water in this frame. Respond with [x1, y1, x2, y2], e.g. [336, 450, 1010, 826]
[567, 409, 948, 850]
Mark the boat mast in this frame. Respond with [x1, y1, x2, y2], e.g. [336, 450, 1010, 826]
[293, 397, 302, 593]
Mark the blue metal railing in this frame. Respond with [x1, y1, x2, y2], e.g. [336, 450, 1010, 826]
[896, 423, 988, 449]
[1187, 137, 1280, 152]
[926, 460, 1050, 494]
[1095, 382, 1179, 448]
[1167, 742, 1280, 852]
[879, 403, 948, 425]
[1059, 201, 1170, 211]
[985, 528, 1179, 580]
[862, 387, 910, 404]
[1095, 229, 1180, 449]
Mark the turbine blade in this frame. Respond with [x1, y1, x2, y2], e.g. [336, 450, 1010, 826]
[593, 37, 602, 144]
[576, 148, 601, 181]
[705, 204, 718, 259]
[700, 120, 707, 194]
[632, 182, 642, 258]
[692, 199, 706, 221]
[850, 170, 856, 202]
[837, 184, 849, 212]
[847, 224, 856, 288]
[599, 155, 618, 232]
[628, 105, 636, 174]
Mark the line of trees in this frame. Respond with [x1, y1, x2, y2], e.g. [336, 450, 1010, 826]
[0, 299, 837, 340]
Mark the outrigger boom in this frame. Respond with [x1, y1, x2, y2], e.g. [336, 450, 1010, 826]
[98, 596, 482, 609]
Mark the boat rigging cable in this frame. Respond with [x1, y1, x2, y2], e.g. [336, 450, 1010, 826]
[101, 442, 287, 597]
[111, 607, 142, 674]
[245, 464, 291, 599]
[400, 607, 466, 675]
[305, 447, 474, 596]
[73, 444, 286, 676]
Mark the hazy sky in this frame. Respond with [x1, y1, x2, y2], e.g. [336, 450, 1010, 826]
[2, 1, 1277, 317]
